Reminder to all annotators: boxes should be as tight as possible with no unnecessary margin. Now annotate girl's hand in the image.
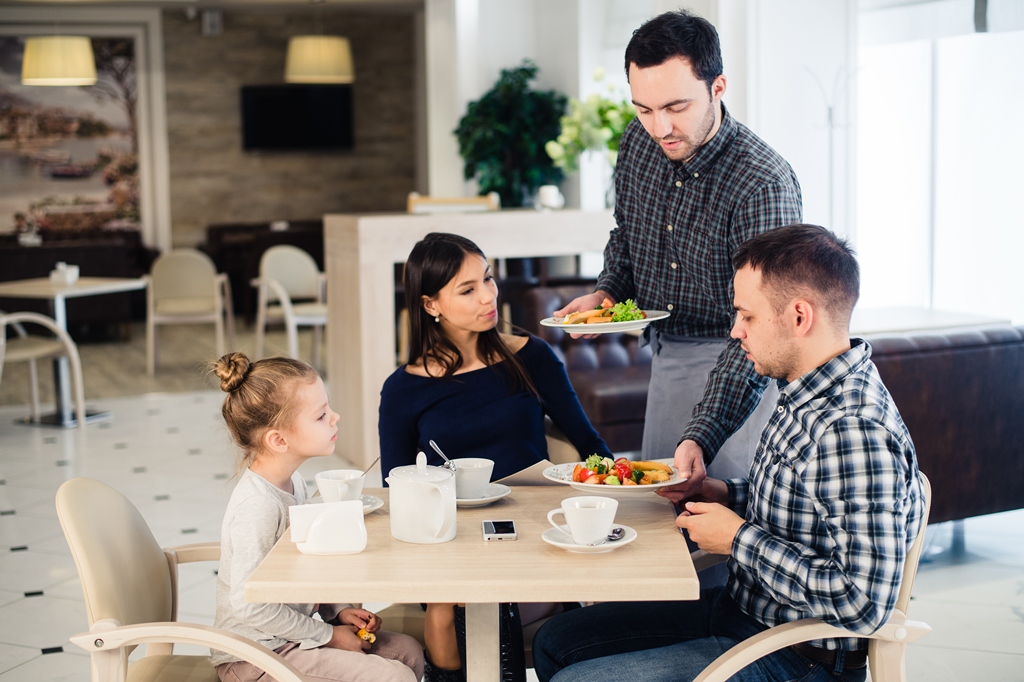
[327,625,370,652]
[338,607,382,633]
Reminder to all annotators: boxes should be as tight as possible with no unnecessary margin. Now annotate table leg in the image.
[465,602,501,681]
[51,294,74,427]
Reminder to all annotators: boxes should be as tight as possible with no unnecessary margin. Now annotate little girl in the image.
[210,352,424,682]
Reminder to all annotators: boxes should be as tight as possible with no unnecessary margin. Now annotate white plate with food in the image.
[361,495,384,514]
[542,458,685,493]
[540,311,669,334]
[456,483,512,508]
[542,524,637,554]
[539,297,669,334]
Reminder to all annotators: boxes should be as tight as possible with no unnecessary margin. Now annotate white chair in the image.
[146,249,235,376]
[0,310,86,427]
[252,245,327,366]
[693,474,932,682]
[56,477,308,682]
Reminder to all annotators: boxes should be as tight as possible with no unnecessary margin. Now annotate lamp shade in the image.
[285,35,354,84]
[21,36,98,86]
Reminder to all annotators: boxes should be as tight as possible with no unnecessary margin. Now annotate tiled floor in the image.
[1,390,1022,681]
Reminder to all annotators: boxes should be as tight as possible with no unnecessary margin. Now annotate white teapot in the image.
[386,451,457,544]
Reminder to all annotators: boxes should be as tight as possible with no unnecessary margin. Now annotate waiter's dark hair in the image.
[733,224,860,329]
[624,9,723,93]
[403,232,533,393]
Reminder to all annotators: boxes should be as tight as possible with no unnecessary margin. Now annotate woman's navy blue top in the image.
[379,335,611,482]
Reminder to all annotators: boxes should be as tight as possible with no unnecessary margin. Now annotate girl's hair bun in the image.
[214,352,251,392]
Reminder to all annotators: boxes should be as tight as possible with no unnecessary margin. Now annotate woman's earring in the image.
[434,315,440,323]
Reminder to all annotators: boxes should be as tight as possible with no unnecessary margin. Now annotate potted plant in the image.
[545,68,636,173]
[455,61,567,208]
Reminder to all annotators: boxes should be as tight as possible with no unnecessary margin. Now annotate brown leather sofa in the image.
[519,286,652,453]
[869,325,1024,524]
[523,285,1024,524]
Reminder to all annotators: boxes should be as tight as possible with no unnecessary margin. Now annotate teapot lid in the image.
[388,451,453,483]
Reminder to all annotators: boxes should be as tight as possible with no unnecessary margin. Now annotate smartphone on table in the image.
[482,519,517,541]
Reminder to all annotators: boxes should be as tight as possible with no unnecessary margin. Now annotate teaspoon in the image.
[428,440,458,472]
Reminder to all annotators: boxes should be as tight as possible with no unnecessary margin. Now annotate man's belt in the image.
[791,642,867,670]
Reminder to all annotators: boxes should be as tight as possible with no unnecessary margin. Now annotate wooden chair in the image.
[56,478,308,682]
[692,474,932,682]
[0,310,86,427]
[146,249,235,376]
[252,245,327,367]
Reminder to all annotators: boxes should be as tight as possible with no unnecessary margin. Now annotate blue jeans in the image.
[533,589,867,682]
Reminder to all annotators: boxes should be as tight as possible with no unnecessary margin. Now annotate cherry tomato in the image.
[614,458,632,482]
[578,467,594,482]
[583,473,607,485]
[572,464,585,483]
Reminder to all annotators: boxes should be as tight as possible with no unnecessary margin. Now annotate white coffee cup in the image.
[315,469,365,502]
[451,457,494,499]
[547,496,618,546]
[536,185,565,210]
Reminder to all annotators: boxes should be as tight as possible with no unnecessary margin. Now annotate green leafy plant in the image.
[545,68,637,173]
[455,61,567,208]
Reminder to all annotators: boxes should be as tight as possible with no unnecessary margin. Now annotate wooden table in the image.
[246,485,700,681]
[0,276,147,426]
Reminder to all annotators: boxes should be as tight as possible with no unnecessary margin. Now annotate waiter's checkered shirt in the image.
[596,106,803,459]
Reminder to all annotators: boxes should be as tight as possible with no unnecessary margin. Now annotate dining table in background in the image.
[0,276,148,427]
[246,485,700,682]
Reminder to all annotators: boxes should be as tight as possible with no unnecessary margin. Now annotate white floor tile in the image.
[0,592,21,610]
[906,644,1024,682]
[0,651,89,682]
[43,577,84,602]
[0,514,63,548]
[908,599,1024,656]
[0,595,89,650]
[0,550,78,592]
[0,642,42,677]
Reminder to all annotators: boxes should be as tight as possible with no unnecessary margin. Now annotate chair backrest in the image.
[406,191,501,214]
[56,479,174,635]
[151,249,218,301]
[894,473,931,615]
[260,245,321,299]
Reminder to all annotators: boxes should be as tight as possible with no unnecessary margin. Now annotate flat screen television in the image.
[240,84,353,151]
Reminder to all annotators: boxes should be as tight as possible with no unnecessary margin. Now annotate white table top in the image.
[851,306,1011,337]
[246,486,700,605]
[0,276,147,300]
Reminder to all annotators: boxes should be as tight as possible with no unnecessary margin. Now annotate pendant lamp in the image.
[284,35,354,84]
[21,36,98,86]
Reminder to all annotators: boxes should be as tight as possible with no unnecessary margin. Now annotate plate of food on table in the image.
[539,298,670,334]
[543,456,685,493]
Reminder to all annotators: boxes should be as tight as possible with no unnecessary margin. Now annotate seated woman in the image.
[379,232,612,681]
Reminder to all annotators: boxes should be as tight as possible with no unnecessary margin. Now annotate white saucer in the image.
[456,483,512,508]
[541,524,637,553]
[361,495,384,514]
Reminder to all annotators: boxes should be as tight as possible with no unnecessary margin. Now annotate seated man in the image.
[533,224,926,682]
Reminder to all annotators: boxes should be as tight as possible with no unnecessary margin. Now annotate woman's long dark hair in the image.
[404,232,534,393]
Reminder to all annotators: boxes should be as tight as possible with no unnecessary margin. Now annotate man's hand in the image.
[337,607,381,633]
[675,501,744,555]
[655,439,708,503]
[553,290,614,340]
[327,625,371,652]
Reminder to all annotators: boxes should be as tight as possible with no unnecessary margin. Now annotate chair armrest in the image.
[692,610,931,682]
[166,542,220,564]
[70,619,309,682]
[264,279,296,319]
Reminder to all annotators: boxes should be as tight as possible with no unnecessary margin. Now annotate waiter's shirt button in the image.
[777,406,784,414]
[670,263,678,269]
[667,304,674,311]
[675,181,682,187]
[667,225,673,232]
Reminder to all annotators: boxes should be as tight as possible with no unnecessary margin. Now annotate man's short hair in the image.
[624,10,723,93]
[732,224,860,328]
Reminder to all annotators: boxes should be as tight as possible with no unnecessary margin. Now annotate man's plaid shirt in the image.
[725,340,925,651]
[596,106,803,460]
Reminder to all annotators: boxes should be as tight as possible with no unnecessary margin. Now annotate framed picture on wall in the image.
[0,8,170,250]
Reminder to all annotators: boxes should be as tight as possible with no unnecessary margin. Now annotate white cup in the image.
[315,469,365,502]
[547,496,618,546]
[537,185,565,210]
[451,457,494,499]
